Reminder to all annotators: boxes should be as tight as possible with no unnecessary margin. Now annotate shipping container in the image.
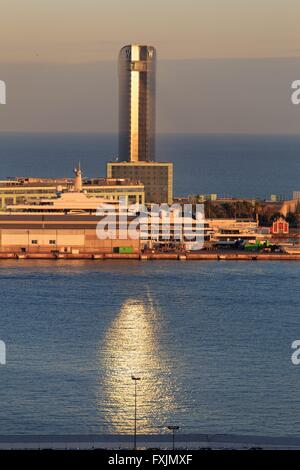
[113,246,134,254]
[119,246,134,254]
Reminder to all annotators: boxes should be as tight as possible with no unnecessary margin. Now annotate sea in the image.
[0,133,299,437]
[0,133,299,198]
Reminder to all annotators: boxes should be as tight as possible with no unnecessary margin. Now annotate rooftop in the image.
[0,177,143,188]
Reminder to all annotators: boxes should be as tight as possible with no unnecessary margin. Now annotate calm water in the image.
[0,133,299,198]
[0,260,299,436]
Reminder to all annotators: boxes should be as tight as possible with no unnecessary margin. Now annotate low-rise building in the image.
[0,166,140,254]
[293,191,300,201]
[0,175,145,209]
[271,216,289,235]
[207,218,261,242]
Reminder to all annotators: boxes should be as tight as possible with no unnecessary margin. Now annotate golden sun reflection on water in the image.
[97,293,177,434]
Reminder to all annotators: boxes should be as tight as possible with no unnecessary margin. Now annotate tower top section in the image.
[118,45,156,163]
[119,44,156,60]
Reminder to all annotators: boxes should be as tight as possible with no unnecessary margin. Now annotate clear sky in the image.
[1,0,299,63]
[0,0,300,133]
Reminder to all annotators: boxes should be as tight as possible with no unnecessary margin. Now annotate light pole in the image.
[167,425,180,451]
[132,375,141,450]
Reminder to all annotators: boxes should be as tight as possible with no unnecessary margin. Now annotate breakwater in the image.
[0,252,299,261]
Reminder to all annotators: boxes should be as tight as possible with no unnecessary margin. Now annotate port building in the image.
[0,166,141,255]
[0,175,145,209]
[0,165,210,255]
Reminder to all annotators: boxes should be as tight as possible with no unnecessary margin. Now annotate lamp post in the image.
[132,375,141,450]
[167,425,180,451]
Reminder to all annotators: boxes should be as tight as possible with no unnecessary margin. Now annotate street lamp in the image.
[132,375,141,450]
[167,425,180,451]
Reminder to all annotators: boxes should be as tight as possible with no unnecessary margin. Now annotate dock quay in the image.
[1,433,300,450]
[0,252,299,261]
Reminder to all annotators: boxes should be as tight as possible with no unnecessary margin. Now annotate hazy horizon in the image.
[1,1,300,134]
[1,57,300,134]
[1,131,300,136]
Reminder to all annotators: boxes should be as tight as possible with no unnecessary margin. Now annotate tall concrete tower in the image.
[118,44,156,162]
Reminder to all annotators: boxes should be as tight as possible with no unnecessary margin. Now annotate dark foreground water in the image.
[0,260,299,437]
[0,133,299,198]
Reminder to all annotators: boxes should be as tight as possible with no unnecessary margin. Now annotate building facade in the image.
[271,216,289,235]
[0,173,141,254]
[293,191,300,200]
[107,161,173,205]
[0,220,140,255]
[0,176,145,209]
[207,218,260,242]
[119,44,156,162]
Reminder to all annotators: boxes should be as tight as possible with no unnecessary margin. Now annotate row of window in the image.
[31,240,56,245]
[87,189,143,193]
[113,171,168,176]
[0,190,55,194]
[0,195,143,206]
[0,188,143,196]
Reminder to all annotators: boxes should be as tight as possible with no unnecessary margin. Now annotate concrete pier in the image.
[1,433,300,450]
[0,252,299,261]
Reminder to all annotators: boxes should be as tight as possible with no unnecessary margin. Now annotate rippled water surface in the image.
[0,260,299,436]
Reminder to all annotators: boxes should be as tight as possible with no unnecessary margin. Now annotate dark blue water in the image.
[0,133,299,198]
[0,260,299,436]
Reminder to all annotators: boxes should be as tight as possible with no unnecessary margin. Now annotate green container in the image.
[244,244,258,251]
[118,246,134,254]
